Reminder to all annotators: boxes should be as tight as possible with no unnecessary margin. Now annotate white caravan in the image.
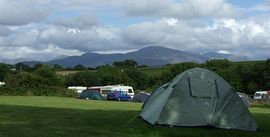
[0,82,5,86]
[88,85,135,98]
[68,86,87,94]
[254,91,270,100]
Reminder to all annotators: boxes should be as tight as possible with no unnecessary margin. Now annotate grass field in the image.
[140,67,170,76]
[0,96,269,137]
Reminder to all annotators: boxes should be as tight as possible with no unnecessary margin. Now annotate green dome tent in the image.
[79,90,104,100]
[140,68,258,131]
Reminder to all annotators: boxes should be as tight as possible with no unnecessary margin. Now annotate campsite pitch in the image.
[0,96,269,137]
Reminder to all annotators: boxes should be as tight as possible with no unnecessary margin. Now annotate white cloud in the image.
[0,25,11,36]
[218,50,230,54]
[166,18,178,26]
[1,15,270,60]
[251,1,270,12]
[0,0,269,61]
[123,0,238,18]
[0,0,239,27]
[38,25,127,52]
[94,49,137,54]
[0,46,83,61]
[51,13,99,29]
[0,0,48,26]
[67,28,81,34]
[122,21,166,46]
[121,17,270,58]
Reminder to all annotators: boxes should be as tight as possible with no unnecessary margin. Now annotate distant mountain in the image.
[48,53,122,67]
[53,55,69,60]
[46,46,210,67]
[21,61,43,67]
[202,52,248,61]
[124,46,209,66]
[0,58,32,64]
[20,46,250,67]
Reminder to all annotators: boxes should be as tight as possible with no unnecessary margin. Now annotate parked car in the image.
[79,89,104,100]
[107,91,131,101]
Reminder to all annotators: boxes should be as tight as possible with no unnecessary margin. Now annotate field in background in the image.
[139,66,170,76]
[55,66,170,77]
[56,70,81,76]
[55,60,266,76]
[0,96,269,137]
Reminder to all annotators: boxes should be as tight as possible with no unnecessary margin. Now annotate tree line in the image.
[0,59,269,96]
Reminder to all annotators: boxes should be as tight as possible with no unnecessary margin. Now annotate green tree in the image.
[0,63,12,81]
[4,72,74,96]
[263,59,270,89]
[87,67,95,70]
[15,63,31,71]
[97,66,131,85]
[247,81,258,94]
[136,65,148,68]
[205,59,232,71]
[170,62,199,78]
[53,64,63,71]
[204,60,242,91]
[4,72,43,88]
[113,60,138,68]
[253,61,266,90]
[66,71,100,87]
[235,64,255,93]
[96,64,110,69]
[34,65,63,86]
[33,63,46,71]
[124,68,149,90]
[73,64,86,70]
[125,60,137,68]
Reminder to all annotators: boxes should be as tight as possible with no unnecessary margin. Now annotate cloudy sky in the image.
[0,0,270,61]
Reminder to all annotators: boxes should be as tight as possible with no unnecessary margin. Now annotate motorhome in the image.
[88,85,135,98]
[253,91,270,100]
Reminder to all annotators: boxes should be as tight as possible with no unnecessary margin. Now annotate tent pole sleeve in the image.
[188,78,192,97]
[214,80,219,98]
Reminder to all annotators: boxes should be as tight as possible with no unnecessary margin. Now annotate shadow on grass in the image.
[0,105,268,137]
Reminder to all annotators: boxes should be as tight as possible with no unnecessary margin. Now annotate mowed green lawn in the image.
[0,96,269,137]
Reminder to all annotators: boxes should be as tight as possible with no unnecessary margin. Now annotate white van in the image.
[254,91,269,100]
[88,85,135,98]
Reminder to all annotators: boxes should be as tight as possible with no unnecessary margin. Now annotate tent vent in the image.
[163,84,170,89]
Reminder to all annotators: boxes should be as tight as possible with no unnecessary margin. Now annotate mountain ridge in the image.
[47,46,209,67]
[15,46,248,67]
